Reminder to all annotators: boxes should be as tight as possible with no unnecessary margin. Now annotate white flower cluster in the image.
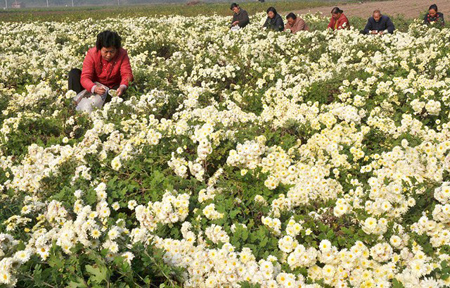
[202,204,224,220]
[333,198,351,217]
[434,182,450,204]
[168,153,189,178]
[362,217,388,235]
[135,191,189,231]
[0,185,136,286]
[261,216,282,235]
[227,137,266,169]
[192,123,214,160]
[205,224,230,244]
[425,99,441,115]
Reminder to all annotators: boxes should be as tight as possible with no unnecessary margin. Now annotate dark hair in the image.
[429,4,438,12]
[286,12,297,20]
[373,9,381,16]
[331,7,343,14]
[266,7,277,15]
[96,30,122,51]
[230,3,239,10]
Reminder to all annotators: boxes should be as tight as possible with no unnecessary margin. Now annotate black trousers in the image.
[68,68,83,94]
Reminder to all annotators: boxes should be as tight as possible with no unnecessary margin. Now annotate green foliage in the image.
[15,244,184,287]
[239,282,262,288]
[392,279,405,288]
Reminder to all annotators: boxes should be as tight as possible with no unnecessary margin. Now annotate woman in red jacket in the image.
[68,30,133,111]
[327,7,350,30]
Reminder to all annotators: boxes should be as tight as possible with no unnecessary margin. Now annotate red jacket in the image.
[327,14,350,30]
[80,47,133,92]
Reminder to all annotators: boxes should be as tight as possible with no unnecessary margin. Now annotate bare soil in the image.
[295,0,450,19]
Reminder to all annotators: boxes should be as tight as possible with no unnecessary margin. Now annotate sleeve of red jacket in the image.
[120,51,133,87]
[327,18,334,29]
[80,50,96,92]
[339,18,350,29]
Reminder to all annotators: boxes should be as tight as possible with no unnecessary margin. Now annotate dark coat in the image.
[424,12,445,26]
[232,9,250,28]
[363,15,395,34]
[263,14,284,31]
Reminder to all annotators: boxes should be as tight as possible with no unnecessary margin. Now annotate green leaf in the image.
[260,237,268,248]
[392,279,405,288]
[33,264,43,286]
[242,229,249,241]
[16,241,26,251]
[239,281,261,288]
[48,253,64,270]
[85,264,108,284]
[68,278,88,288]
[229,209,239,219]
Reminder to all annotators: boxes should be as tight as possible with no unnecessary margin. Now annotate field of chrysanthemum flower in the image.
[1,4,450,288]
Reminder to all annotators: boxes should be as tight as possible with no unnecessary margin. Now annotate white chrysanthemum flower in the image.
[111,157,122,171]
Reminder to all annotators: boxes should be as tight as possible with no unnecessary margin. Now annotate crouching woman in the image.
[68,30,133,113]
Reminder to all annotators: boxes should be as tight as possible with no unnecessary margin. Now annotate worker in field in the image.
[362,10,395,35]
[263,7,284,31]
[424,4,445,26]
[284,13,309,34]
[68,30,133,113]
[230,3,250,29]
[327,7,350,30]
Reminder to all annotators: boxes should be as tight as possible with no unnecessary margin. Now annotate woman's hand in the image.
[117,85,127,97]
[94,85,106,95]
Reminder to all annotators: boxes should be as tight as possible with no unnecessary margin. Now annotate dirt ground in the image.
[295,0,450,19]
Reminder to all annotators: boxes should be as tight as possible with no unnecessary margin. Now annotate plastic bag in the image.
[73,83,108,114]
[73,89,89,105]
[76,93,107,113]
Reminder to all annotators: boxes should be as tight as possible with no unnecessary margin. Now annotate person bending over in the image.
[284,13,309,34]
[68,30,133,112]
[230,3,250,29]
[263,7,284,32]
[363,10,395,35]
[327,7,350,30]
[424,4,445,27]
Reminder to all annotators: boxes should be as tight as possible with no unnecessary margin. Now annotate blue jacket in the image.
[363,15,395,34]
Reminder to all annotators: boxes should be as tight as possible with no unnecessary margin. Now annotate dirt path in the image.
[294,0,450,19]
